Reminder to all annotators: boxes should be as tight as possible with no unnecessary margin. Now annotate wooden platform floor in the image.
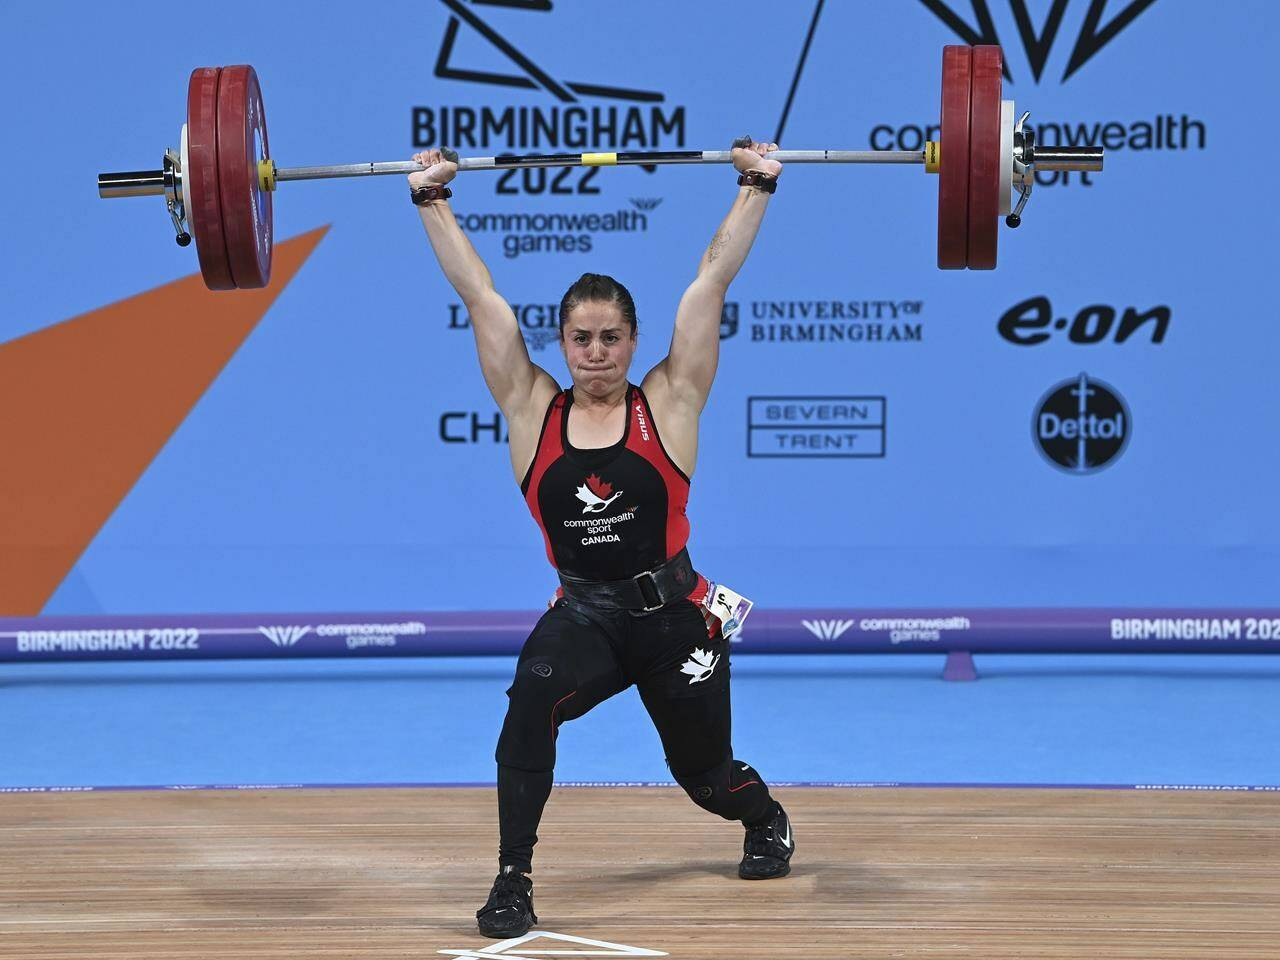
[2,786,1277,959]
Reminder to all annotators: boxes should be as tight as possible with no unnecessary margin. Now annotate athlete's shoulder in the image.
[536,384,568,436]
[630,381,655,410]
[629,381,694,481]
[524,378,565,422]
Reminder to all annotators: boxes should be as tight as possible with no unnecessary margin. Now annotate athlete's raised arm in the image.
[644,138,782,416]
[410,150,558,424]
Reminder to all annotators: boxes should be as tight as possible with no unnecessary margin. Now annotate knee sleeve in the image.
[672,755,772,824]
[495,654,578,772]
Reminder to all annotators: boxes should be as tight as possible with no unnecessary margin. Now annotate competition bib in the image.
[701,581,754,639]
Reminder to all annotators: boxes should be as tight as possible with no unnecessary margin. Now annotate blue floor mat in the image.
[2,654,1278,789]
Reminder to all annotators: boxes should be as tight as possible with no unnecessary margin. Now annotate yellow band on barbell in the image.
[258,159,277,192]
[581,152,618,166]
[925,141,941,174]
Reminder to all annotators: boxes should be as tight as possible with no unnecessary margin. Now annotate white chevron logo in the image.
[258,625,311,647]
[801,618,855,641]
[439,929,668,957]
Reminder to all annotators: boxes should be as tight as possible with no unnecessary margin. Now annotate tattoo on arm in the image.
[706,228,731,264]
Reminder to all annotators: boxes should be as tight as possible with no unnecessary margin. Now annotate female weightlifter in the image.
[409,138,793,939]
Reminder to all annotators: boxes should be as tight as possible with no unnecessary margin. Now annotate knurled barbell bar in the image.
[97,46,1102,290]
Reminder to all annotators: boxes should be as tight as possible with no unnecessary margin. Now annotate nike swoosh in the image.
[780,821,792,849]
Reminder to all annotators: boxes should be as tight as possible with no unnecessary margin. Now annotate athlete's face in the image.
[561,302,636,397]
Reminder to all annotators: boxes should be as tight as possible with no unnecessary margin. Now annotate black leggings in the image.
[494,596,775,872]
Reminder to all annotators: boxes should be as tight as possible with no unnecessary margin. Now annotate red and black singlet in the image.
[520,384,691,581]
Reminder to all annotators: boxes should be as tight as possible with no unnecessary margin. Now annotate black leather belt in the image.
[558,548,697,613]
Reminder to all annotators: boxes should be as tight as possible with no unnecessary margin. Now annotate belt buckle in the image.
[633,568,664,612]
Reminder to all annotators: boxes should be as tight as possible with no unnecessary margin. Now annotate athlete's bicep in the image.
[467,288,549,416]
[662,277,724,411]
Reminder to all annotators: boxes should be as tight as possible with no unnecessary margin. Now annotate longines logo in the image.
[448,301,560,351]
[917,0,1160,83]
[416,0,687,197]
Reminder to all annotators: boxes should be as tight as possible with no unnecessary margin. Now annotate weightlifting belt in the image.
[558,548,697,613]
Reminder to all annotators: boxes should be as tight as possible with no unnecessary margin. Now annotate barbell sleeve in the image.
[98,170,168,199]
[1032,146,1103,172]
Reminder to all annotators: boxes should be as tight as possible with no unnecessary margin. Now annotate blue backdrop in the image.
[2,0,1275,615]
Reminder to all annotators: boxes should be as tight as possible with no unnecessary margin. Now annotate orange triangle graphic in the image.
[0,226,329,615]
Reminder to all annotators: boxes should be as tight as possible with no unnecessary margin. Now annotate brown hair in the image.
[558,273,637,339]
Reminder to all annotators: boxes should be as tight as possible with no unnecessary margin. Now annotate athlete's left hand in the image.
[731,137,782,177]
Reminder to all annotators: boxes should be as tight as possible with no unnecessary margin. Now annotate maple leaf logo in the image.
[679,647,720,684]
[574,473,624,514]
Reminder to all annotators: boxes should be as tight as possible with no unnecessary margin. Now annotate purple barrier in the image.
[3,782,1279,794]
[3,610,1280,666]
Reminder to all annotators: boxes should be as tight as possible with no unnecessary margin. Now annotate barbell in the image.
[97,46,1103,290]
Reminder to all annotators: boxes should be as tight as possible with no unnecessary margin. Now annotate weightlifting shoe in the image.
[738,801,794,880]
[476,865,538,938]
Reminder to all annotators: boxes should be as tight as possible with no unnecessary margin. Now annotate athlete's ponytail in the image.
[558,273,638,339]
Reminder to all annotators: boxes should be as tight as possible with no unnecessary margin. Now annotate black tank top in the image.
[520,384,691,580]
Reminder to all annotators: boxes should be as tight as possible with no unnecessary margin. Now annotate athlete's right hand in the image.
[409,148,458,188]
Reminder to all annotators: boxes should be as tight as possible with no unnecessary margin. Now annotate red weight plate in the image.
[216,64,273,288]
[937,46,972,270]
[967,45,1003,270]
[186,67,234,290]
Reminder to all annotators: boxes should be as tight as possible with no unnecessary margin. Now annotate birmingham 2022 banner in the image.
[0,0,1274,617]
